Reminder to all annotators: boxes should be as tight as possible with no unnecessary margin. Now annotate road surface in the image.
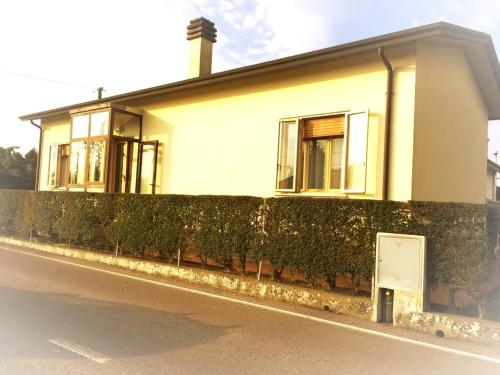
[0,244,499,374]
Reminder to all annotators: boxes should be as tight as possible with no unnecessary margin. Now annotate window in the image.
[72,114,89,138]
[69,141,87,185]
[47,145,59,187]
[90,111,108,136]
[47,144,69,188]
[58,145,70,187]
[69,111,109,187]
[276,120,299,191]
[138,141,159,194]
[302,115,345,191]
[113,111,140,138]
[344,112,368,192]
[275,111,368,194]
[88,141,105,183]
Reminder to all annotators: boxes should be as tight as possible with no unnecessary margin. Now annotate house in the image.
[487,159,500,201]
[20,19,500,204]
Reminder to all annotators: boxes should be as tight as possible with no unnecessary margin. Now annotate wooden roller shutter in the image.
[303,115,344,139]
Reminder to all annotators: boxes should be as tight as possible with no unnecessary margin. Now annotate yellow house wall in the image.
[138,50,417,198]
[412,43,488,203]
[39,115,71,191]
[388,51,416,201]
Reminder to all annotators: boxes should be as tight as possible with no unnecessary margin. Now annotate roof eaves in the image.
[19,22,499,121]
[488,159,500,171]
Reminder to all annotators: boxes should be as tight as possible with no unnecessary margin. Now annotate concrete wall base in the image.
[396,311,500,344]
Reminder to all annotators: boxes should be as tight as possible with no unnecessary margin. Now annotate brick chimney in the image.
[186,17,217,78]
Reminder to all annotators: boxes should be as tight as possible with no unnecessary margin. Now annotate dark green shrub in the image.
[108,194,155,256]
[0,189,492,308]
[54,193,98,246]
[194,196,260,273]
[149,195,193,261]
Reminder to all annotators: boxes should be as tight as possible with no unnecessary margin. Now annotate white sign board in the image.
[375,233,426,292]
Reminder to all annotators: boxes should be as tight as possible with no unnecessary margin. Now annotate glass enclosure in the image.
[67,106,158,194]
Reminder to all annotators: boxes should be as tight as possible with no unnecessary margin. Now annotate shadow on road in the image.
[0,285,231,360]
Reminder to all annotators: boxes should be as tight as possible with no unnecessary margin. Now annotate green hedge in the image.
[0,190,492,299]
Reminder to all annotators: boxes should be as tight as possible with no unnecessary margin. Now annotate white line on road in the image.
[3,245,500,366]
[48,337,110,363]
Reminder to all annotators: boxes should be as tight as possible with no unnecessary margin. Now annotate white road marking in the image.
[48,337,109,363]
[2,245,500,366]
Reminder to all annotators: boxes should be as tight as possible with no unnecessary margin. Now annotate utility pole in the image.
[97,87,104,100]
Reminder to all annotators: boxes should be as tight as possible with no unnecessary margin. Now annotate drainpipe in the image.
[378,47,393,201]
[29,119,42,191]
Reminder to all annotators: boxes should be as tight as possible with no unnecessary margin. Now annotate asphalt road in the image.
[0,245,500,375]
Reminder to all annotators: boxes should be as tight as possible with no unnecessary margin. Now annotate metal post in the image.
[177,248,181,268]
[257,261,263,281]
[115,242,119,257]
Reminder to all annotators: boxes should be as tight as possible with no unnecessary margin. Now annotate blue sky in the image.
[0,0,499,159]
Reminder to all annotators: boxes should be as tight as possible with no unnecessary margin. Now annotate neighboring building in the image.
[487,159,500,201]
[20,20,500,204]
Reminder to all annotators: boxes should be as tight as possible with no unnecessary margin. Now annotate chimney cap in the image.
[187,17,217,43]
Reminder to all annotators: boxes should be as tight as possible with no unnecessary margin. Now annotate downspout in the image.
[378,47,393,201]
[29,120,42,191]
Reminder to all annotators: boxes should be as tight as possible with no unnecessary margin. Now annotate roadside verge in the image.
[1,234,499,345]
[0,235,372,320]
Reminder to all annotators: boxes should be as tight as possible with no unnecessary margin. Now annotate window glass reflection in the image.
[90,112,108,137]
[69,141,87,185]
[277,121,297,190]
[72,115,89,139]
[113,112,140,139]
[88,141,105,183]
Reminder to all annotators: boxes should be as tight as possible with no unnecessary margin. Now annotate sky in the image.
[0,0,500,161]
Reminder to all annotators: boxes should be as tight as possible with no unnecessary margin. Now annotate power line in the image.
[0,68,97,90]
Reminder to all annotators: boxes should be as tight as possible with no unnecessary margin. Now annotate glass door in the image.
[137,141,159,194]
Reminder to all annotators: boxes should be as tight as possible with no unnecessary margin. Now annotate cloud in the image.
[3,0,500,153]
[205,0,345,70]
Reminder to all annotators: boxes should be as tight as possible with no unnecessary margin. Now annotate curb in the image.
[0,235,372,320]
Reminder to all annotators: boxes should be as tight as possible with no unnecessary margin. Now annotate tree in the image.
[0,147,37,190]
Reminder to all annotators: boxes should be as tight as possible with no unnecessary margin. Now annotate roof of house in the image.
[488,158,500,172]
[19,21,500,121]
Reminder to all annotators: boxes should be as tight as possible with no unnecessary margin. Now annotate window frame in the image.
[107,108,143,193]
[47,144,59,188]
[87,138,107,186]
[275,110,369,195]
[47,144,70,188]
[137,140,159,194]
[342,110,369,194]
[68,110,111,190]
[275,119,300,192]
[302,135,345,193]
[57,144,70,188]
